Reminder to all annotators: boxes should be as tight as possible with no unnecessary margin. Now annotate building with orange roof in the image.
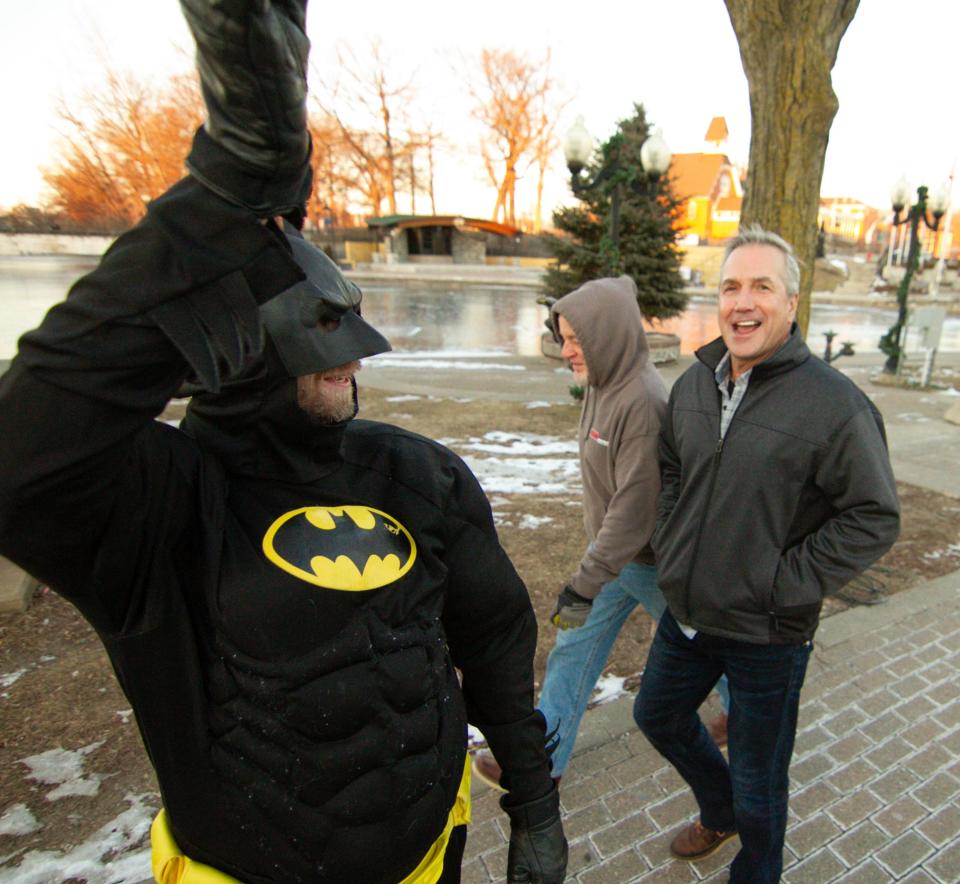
[668,154,743,245]
[664,117,744,245]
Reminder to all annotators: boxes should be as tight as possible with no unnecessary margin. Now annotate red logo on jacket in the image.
[589,428,609,447]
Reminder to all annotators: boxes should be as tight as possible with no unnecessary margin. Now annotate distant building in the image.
[817,197,882,250]
[665,117,744,245]
[366,215,522,264]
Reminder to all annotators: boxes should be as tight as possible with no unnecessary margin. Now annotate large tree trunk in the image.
[725,0,858,335]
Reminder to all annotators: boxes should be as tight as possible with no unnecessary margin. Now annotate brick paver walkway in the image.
[464,570,960,883]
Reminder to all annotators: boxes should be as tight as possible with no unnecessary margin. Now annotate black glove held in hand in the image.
[180,0,312,214]
[551,584,592,630]
[502,787,568,883]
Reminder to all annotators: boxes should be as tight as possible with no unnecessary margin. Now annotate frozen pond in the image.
[2,255,959,361]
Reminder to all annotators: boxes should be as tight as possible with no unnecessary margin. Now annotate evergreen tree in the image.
[542,104,688,321]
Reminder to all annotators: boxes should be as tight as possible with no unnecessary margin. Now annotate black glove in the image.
[551,584,592,630]
[502,787,568,884]
[180,0,312,215]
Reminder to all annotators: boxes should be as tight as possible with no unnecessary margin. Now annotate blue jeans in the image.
[634,610,812,883]
[538,563,730,777]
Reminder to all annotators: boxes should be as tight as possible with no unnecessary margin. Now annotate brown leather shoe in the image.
[670,820,737,860]
[471,752,506,791]
[707,712,728,748]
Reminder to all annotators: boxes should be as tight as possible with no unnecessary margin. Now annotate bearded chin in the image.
[297,384,357,425]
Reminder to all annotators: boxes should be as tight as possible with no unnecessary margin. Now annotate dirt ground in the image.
[2,388,959,875]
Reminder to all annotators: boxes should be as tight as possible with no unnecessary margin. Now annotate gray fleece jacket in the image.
[552,276,668,600]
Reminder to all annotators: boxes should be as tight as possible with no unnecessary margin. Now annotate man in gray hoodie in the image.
[474,276,728,787]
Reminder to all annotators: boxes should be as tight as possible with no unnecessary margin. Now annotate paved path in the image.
[365,350,960,882]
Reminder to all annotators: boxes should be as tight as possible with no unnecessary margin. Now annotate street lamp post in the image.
[562,116,672,273]
[879,179,949,374]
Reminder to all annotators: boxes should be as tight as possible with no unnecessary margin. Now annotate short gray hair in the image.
[721,224,801,295]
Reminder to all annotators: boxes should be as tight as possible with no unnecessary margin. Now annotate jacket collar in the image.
[695,323,809,379]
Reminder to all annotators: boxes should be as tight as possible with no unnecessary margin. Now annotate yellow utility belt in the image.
[151,757,472,884]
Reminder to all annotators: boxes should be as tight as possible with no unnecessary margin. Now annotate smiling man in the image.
[633,226,900,882]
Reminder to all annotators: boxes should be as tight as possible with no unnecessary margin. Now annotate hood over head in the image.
[181,225,391,480]
[551,276,650,389]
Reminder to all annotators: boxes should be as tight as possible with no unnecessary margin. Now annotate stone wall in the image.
[452,230,485,264]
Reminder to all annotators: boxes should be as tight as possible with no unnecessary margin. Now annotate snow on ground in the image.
[460,431,577,457]
[464,456,580,495]
[590,673,630,707]
[448,430,580,497]
[4,742,158,883]
[894,412,930,423]
[0,804,40,837]
[3,793,157,884]
[19,741,107,801]
[924,544,960,562]
[518,514,553,529]
[0,669,27,689]
[369,349,526,372]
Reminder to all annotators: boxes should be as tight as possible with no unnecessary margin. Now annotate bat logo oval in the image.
[262,505,417,591]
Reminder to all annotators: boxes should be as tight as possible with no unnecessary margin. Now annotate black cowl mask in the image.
[181,225,391,481]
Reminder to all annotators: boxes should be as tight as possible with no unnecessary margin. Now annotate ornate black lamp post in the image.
[879,179,950,373]
[562,116,672,273]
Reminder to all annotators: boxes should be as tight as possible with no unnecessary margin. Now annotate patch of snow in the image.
[374,348,511,360]
[116,709,134,724]
[518,514,554,530]
[525,401,553,409]
[384,394,422,402]
[941,387,960,397]
[589,673,629,707]
[460,431,577,456]
[19,741,106,801]
[1,668,28,689]
[462,455,579,495]
[894,412,930,423]
[0,803,41,836]
[369,357,525,372]
[923,544,960,561]
[2,793,157,884]
[467,724,487,750]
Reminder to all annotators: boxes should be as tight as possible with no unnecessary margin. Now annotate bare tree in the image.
[43,68,202,230]
[307,111,354,227]
[315,41,420,217]
[725,0,859,334]
[467,48,557,226]
[530,95,568,233]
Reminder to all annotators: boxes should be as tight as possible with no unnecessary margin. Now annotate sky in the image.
[1,0,958,219]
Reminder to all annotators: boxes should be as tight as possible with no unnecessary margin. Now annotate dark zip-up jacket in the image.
[0,178,551,883]
[652,328,900,645]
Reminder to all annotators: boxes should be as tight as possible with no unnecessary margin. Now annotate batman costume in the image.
[0,3,566,882]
